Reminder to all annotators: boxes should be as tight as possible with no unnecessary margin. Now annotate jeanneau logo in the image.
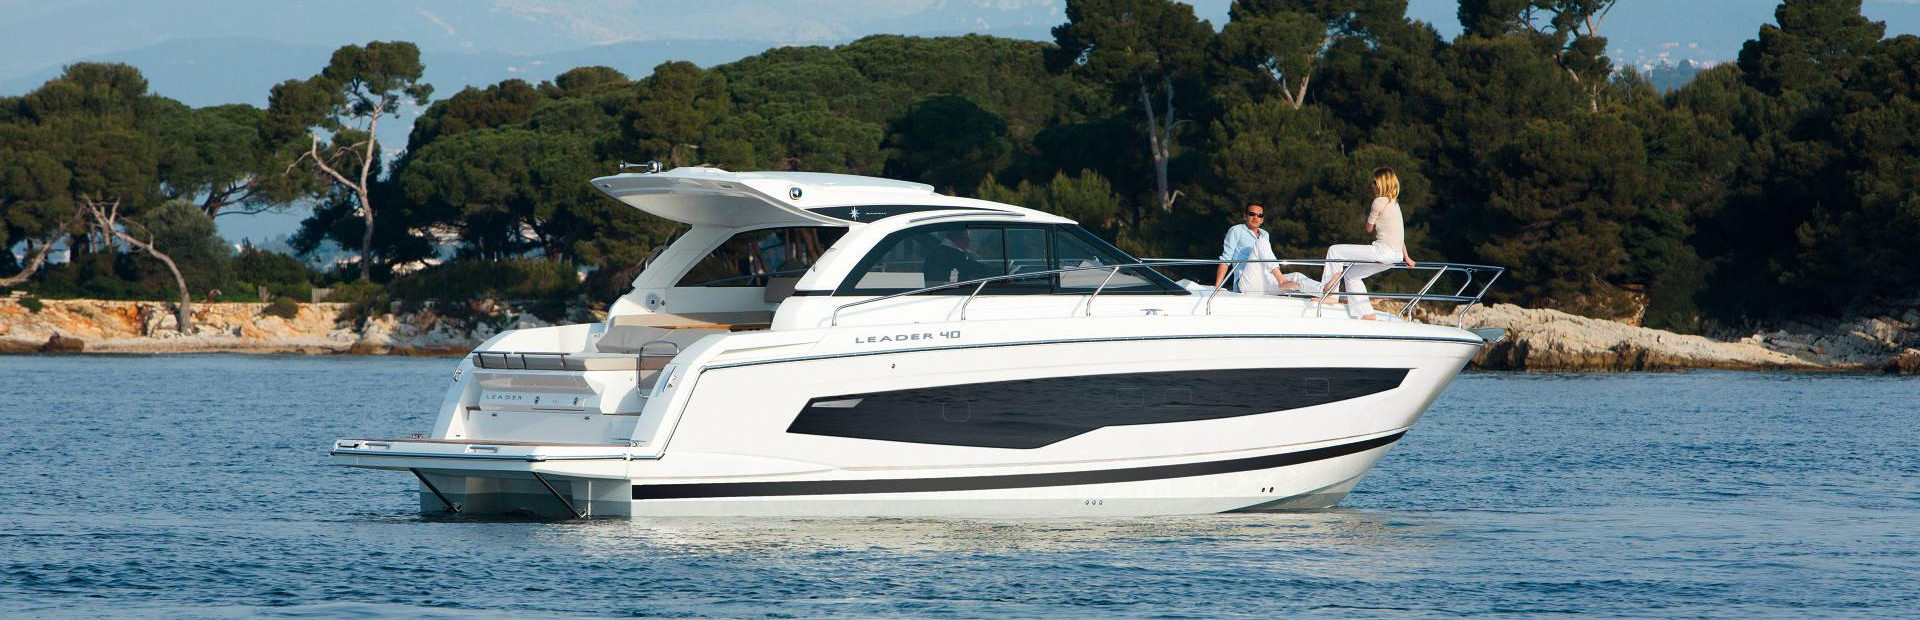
[854,330,960,345]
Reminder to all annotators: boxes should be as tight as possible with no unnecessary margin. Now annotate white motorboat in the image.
[330,166,1505,518]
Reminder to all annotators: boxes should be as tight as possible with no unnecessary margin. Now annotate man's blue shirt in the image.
[1218,225,1270,292]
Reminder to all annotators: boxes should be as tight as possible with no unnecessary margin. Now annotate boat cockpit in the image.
[585,168,1183,333]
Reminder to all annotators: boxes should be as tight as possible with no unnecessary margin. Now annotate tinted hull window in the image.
[787,367,1408,449]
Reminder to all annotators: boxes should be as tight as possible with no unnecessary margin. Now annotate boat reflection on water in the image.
[536,512,1440,571]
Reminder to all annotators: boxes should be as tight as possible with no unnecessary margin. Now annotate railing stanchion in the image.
[959,279,989,321]
[1086,266,1122,317]
[1402,265,1448,319]
[1457,269,1504,327]
[1205,262,1239,316]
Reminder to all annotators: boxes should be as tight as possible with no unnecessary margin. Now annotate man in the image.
[1214,203,1324,295]
[923,229,994,285]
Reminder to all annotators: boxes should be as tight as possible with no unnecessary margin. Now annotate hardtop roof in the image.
[591,167,1056,228]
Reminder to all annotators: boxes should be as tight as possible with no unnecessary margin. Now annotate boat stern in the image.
[330,438,640,518]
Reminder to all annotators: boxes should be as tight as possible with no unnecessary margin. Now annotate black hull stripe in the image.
[632,431,1405,500]
[701,334,1483,371]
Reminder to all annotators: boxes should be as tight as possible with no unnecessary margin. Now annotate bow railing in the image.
[827,258,1503,327]
[1137,258,1504,321]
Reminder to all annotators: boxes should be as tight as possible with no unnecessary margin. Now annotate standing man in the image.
[1213,203,1290,293]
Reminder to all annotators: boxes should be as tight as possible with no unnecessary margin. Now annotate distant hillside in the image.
[0,36,780,109]
[0,0,1065,90]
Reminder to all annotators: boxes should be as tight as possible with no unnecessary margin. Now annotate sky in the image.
[3,0,1917,242]
[7,0,1920,92]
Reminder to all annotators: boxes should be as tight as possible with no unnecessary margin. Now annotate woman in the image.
[1319,166,1417,320]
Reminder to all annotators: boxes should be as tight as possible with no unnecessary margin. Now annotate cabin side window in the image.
[836,223,1005,294]
[676,226,847,287]
[1052,226,1168,293]
[836,223,1183,295]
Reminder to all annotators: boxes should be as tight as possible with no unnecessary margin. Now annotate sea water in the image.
[1,355,1914,618]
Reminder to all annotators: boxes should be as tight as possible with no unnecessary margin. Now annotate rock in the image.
[347,338,391,355]
[1893,350,1920,375]
[40,333,86,353]
[1460,304,1817,372]
[1720,311,1919,370]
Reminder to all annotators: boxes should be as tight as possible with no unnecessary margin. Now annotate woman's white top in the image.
[1368,197,1405,254]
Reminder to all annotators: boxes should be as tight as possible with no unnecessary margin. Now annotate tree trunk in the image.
[1138,82,1174,213]
[356,106,385,282]
[301,116,382,281]
[0,203,81,286]
[145,244,194,335]
[0,239,56,287]
[112,231,193,334]
[1157,76,1180,211]
[357,188,375,281]
[85,199,194,334]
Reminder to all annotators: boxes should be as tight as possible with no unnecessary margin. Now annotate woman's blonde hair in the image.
[1372,166,1400,200]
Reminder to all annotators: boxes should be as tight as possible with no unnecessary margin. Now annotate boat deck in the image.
[339,438,629,448]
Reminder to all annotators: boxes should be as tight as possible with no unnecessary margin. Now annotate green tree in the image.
[976,170,1123,236]
[616,61,732,167]
[276,41,433,281]
[540,66,631,99]
[0,142,78,286]
[408,78,539,146]
[9,64,171,311]
[1470,114,1655,316]
[399,127,604,261]
[1052,0,1213,213]
[1213,0,1422,111]
[757,101,886,173]
[149,101,313,219]
[137,199,231,295]
[1685,0,1900,316]
[884,95,1011,195]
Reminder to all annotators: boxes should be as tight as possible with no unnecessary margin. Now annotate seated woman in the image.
[1319,166,1417,320]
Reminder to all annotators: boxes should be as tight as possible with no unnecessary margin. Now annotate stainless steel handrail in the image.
[827,258,1504,327]
[1085,265,1123,317]
[1138,258,1503,319]
[831,262,1164,326]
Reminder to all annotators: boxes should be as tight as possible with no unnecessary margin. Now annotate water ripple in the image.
[1,356,1916,618]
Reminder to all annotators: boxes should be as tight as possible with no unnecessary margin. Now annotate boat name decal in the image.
[854,330,960,345]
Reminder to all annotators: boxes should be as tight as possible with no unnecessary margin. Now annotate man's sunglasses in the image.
[1245,211,1265,218]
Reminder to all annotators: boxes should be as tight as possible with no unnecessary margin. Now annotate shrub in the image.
[328,280,391,325]
[234,248,317,301]
[234,248,315,285]
[387,260,580,302]
[25,252,169,300]
[19,296,44,313]
[261,296,301,319]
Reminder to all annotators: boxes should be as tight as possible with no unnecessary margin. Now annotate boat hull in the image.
[405,432,1398,518]
[340,320,1483,518]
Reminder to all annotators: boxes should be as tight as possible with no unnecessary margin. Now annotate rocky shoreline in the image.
[2,298,1915,373]
[0,298,540,357]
